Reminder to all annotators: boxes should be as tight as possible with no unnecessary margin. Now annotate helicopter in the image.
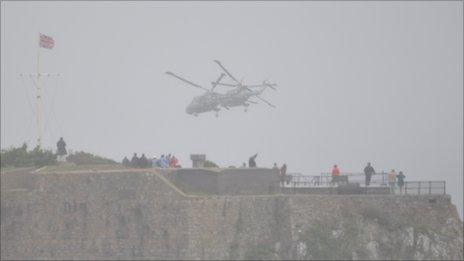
[165,71,226,116]
[166,61,277,116]
[213,60,277,112]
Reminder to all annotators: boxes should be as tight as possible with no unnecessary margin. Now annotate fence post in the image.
[293,176,296,193]
[429,181,431,195]
[418,181,421,195]
[405,182,407,195]
[444,181,446,195]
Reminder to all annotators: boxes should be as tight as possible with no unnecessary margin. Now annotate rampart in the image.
[1,169,463,260]
[170,167,280,195]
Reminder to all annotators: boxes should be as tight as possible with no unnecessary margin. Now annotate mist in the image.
[1,1,462,218]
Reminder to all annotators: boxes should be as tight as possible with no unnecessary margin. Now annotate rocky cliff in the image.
[1,170,462,260]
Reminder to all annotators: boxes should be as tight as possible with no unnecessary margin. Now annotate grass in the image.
[0,166,23,173]
[39,163,124,172]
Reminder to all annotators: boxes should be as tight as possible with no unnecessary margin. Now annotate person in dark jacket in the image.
[56,137,67,155]
[139,154,149,168]
[122,156,130,168]
[248,153,258,168]
[131,153,139,168]
[363,162,375,186]
[397,171,406,194]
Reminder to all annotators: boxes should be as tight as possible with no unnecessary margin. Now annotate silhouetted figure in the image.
[248,153,258,168]
[122,157,130,167]
[140,154,149,168]
[56,137,68,162]
[397,171,406,194]
[131,153,139,168]
[364,162,376,186]
[280,163,288,186]
[272,163,278,170]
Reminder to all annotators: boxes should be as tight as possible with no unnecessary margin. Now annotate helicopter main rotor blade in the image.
[256,95,276,108]
[246,83,277,90]
[215,82,239,87]
[213,60,240,84]
[211,73,226,90]
[166,71,209,91]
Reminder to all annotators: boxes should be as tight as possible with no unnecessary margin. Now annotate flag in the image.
[39,34,54,49]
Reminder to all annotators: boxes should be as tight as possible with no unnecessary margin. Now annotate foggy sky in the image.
[1,1,462,217]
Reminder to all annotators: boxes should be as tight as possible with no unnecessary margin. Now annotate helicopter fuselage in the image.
[219,87,264,108]
[186,93,222,115]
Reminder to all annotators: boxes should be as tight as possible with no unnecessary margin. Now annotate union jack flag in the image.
[39,34,54,49]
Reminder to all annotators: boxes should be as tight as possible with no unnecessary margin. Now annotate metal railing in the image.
[403,181,446,195]
[282,173,446,195]
[285,172,389,187]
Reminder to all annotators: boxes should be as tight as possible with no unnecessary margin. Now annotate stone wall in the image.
[171,168,280,195]
[1,170,462,260]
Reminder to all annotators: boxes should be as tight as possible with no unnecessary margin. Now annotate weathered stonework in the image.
[171,168,280,195]
[1,170,462,260]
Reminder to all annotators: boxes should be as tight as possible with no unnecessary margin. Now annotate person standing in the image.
[248,153,258,168]
[388,169,397,194]
[272,163,278,170]
[397,171,406,194]
[331,164,340,185]
[56,137,67,162]
[151,156,158,168]
[122,156,130,167]
[363,162,376,186]
[280,163,288,186]
[140,154,148,168]
[131,153,139,168]
[159,155,165,168]
[170,155,179,168]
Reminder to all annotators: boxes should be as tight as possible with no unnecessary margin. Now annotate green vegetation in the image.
[40,163,122,172]
[0,143,56,168]
[204,160,219,168]
[66,151,116,165]
[0,143,118,172]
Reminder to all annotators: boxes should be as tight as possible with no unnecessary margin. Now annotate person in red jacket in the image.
[170,155,179,168]
[331,164,340,185]
[331,164,340,176]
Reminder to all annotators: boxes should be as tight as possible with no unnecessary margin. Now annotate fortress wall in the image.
[171,168,280,195]
[1,170,463,260]
[1,171,189,260]
[183,194,463,260]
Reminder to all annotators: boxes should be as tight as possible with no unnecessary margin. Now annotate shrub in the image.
[0,143,56,168]
[66,151,116,165]
[204,160,219,168]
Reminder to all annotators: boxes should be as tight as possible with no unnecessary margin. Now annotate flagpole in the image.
[37,32,42,148]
